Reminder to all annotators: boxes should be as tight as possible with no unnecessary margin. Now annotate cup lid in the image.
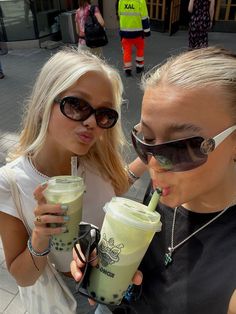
[46,175,85,192]
[104,197,162,232]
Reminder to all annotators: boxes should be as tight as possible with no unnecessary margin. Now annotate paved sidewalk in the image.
[0,29,236,313]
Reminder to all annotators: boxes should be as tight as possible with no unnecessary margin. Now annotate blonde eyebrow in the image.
[141,120,202,135]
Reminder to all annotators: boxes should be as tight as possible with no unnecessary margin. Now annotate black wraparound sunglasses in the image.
[131,124,236,172]
[54,96,119,129]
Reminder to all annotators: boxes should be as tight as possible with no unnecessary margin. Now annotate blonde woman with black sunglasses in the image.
[0,48,146,314]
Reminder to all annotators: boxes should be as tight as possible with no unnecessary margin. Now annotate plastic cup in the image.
[43,176,85,251]
[87,197,162,305]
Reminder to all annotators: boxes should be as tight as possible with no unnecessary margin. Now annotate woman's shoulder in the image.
[0,155,41,220]
[0,155,41,188]
[0,157,28,193]
[0,156,25,175]
[0,157,26,218]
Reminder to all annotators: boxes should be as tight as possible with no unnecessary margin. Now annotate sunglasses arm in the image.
[213,125,236,149]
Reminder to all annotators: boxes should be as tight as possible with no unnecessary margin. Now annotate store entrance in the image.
[168,0,181,35]
[147,0,189,34]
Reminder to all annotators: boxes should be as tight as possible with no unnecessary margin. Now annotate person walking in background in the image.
[188,0,215,49]
[117,0,151,77]
[75,0,105,57]
[0,60,4,79]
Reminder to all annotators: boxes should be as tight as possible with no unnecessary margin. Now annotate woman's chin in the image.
[160,195,180,209]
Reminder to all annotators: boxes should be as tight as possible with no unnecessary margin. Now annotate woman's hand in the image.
[70,244,98,281]
[32,184,69,250]
[70,243,143,304]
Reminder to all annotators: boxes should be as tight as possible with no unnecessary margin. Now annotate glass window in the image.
[0,0,61,42]
[229,5,236,20]
[0,0,37,41]
[34,0,61,37]
[219,6,227,20]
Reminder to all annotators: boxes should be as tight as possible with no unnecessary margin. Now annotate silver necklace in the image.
[28,156,49,179]
[164,204,231,266]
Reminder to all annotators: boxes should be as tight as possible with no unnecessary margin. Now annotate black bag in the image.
[84,5,108,48]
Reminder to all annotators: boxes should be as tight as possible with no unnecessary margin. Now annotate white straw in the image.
[71,156,78,176]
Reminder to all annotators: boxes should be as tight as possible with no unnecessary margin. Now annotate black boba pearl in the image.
[100,297,105,302]
[90,291,96,298]
[113,294,118,299]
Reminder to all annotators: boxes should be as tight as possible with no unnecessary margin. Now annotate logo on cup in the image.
[99,233,124,267]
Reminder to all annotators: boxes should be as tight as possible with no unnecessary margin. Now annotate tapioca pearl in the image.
[113,294,118,299]
[100,297,105,302]
[90,291,96,298]
[109,301,115,305]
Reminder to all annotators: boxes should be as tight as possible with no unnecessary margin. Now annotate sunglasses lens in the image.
[131,132,149,164]
[95,109,118,129]
[131,128,208,171]
[59,97,118,129]
[62,97,91,121]
[153,137,207,171]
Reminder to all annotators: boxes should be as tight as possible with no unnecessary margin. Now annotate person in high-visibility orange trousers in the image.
[122,37,144,74]
[117,0,151,77]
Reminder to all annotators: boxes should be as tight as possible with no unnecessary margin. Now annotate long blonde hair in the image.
[10,48,129,194]
[142,47,236,120]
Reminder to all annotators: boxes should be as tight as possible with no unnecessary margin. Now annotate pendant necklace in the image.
[164,204,231,267]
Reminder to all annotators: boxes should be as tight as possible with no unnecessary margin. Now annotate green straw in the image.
[147,188,162,211]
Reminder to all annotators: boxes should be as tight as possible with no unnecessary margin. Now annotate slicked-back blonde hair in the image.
[142,47,236,120]
[10,48,129,195]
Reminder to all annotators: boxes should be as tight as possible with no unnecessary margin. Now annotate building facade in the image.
[0,0,235,45]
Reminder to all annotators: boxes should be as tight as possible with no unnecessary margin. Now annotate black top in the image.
[113,202,236,314]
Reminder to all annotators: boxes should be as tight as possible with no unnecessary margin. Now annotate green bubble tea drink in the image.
[44,176,85,251]
[87,197,162,305]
